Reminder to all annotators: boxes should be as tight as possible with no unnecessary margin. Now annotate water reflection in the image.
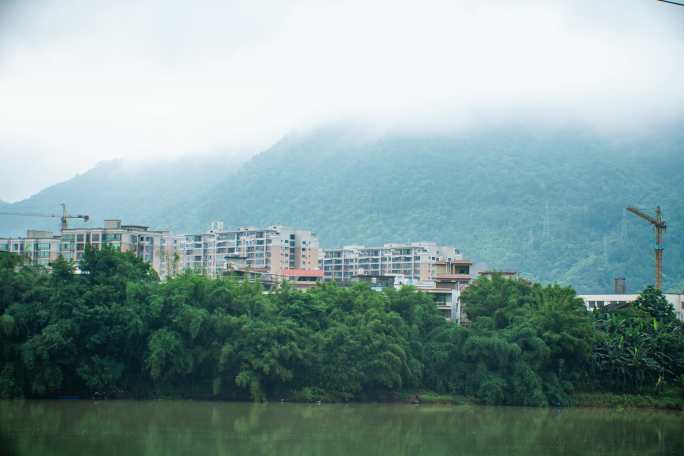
[1,400,682,456]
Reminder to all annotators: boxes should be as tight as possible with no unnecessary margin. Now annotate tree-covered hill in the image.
[1,125,682,293]
[0,156,238,235]
[178,126,684,293]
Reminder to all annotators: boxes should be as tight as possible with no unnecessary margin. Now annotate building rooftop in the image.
[121,225,150,231]
[282,268,324,278]
[434,274,472,280]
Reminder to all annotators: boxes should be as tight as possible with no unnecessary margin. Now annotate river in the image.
[1,400,682,455]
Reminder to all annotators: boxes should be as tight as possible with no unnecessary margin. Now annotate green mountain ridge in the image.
[1,126,683,293]
[0,155,239,234]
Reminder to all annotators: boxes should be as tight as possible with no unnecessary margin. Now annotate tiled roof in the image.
[282,268,324,277]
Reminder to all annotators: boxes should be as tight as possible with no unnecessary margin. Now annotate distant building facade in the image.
[340,242,473,323]
[180,223,320,279]
[321,242,471,283]
[60,219,180,279]
[578,293,684,322]
[352,271,472,323]
[0,230,61,267]
[1,220,179,278]
[281,268,324,290]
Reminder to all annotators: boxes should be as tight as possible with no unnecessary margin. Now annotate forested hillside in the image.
[0,155,238,235]
[179,126,684,293]
[1,126,683,293]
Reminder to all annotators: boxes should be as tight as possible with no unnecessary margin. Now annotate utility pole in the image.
[626,206,667,289]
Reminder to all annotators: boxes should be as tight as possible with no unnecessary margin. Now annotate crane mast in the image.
[626,206,666,290]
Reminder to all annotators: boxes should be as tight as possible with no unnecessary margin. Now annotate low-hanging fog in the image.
[1,0,683,202]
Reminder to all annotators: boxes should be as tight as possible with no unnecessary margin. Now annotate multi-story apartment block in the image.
[0,230,62,267]
[326,242,473,323]
[322,242,471,283]
[180,223,320,279]
[353,271,471,323]
[60,219,180,279]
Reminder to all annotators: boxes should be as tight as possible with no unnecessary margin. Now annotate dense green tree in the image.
[591,288,684,393]
[460,275,598,405]
[1,250,682,404]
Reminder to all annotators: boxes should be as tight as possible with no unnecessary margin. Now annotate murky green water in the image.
[1,400,683,455]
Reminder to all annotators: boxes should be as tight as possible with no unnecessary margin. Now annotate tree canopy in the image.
[1,249,683,404]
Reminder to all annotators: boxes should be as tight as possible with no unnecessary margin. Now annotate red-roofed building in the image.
[282,268,324,290]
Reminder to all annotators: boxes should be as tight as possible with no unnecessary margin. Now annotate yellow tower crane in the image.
[626,206,667,290]
[0,203,89,232]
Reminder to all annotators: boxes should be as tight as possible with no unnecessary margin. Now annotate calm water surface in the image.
[1,400,683,455]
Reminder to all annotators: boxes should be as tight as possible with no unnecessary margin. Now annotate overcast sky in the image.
[1,0,683,202]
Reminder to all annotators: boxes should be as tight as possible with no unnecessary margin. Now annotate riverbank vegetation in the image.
[1,248,683,407]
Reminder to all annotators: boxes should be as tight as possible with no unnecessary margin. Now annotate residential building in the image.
[353,273,410,292]
[421,275,470,323]
[180,223,320,279]
[281,268,324,290]
[0,230,61,267]
[353,272,470,323]
[60,219,180,279]
[322,242,471,283]
[578,293,684,322]
[349,244,473,324]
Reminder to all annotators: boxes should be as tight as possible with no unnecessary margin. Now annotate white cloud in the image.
[1,0,683,201]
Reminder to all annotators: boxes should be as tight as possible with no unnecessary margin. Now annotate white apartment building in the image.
[322,242,471,283]
[60,219,180,279]
[353,272,471,323]
[0,230,62,267]
[180,223,320,278]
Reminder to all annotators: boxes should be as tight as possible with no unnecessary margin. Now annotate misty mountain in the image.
[2,126,683,293]
[0,156,239,235]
